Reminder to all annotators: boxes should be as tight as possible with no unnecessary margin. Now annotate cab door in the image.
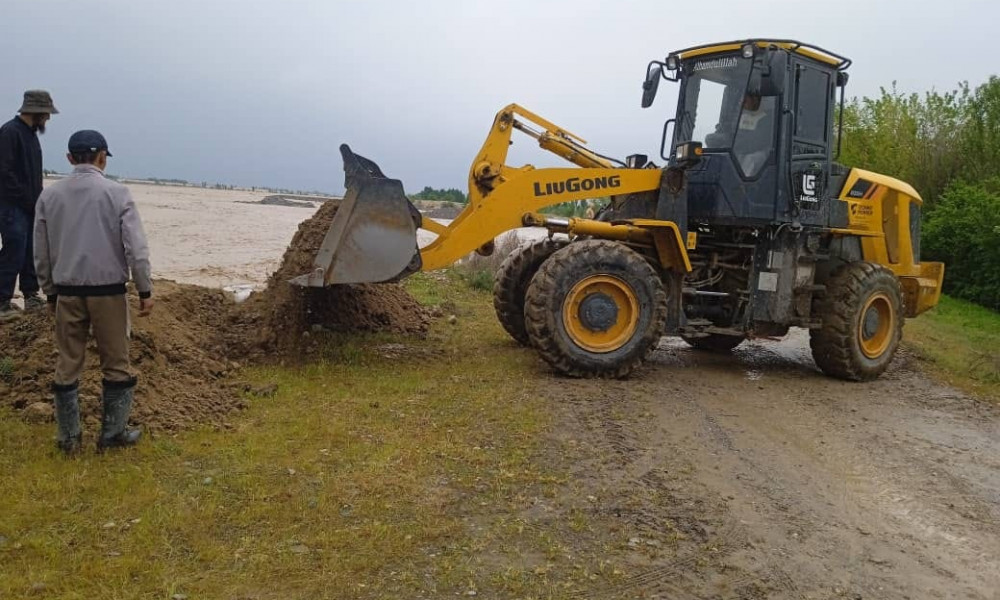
[789,59,835,226]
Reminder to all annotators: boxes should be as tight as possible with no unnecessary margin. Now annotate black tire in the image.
[524,240,667,378]
[493,238,568,346]
[809,262,904,381]
[682,333,745,352]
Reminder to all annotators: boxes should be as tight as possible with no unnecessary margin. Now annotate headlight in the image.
[741,44,755,58]
[666,55,678,71]
[674,141,704,166]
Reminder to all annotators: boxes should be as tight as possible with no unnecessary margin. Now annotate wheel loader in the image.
[294,39,944,381]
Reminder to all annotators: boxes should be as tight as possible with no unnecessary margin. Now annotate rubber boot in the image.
[97,377,142,452]
[23,294,47,311]
[0,301,22,322]
[53,382,83,455]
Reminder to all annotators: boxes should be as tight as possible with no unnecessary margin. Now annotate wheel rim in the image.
[858,292,894,359]
[563,275,639,353]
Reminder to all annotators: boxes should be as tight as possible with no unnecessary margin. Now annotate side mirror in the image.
[751,51,787,97]
[641,63,662,108]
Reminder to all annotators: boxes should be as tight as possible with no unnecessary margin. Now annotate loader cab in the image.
[644,40,851,228]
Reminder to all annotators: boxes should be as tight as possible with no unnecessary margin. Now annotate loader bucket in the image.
[291,144,422,287]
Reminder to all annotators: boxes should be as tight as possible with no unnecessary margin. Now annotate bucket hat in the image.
[18,90,59,114]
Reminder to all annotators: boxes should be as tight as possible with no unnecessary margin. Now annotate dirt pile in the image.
[0,200,430,431]
[232,199,429,357]
[0,282,245,431]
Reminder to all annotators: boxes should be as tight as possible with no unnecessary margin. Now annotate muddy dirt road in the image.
[540,332,999,599]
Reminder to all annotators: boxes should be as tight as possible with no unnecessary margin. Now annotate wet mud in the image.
[533,332,1000,598]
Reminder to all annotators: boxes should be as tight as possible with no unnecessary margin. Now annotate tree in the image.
[411,186,468,204]
[838,83,968,209]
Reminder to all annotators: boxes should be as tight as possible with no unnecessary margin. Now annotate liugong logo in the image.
[533,175,621,197]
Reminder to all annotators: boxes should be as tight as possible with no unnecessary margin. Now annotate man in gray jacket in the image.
[34,130,153,454]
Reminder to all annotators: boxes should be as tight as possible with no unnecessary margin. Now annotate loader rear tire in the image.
[809,262,903,381]
[493,238,568,346]
[524,240,667,378]
[682,333,745,352]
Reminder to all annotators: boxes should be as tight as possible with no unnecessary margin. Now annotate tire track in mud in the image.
[719,360,1000,589]
[648,337,1000,599]
[543,334,999,599]
[671,387,805,600]
[567,519,760,600]
[550,376,802,599]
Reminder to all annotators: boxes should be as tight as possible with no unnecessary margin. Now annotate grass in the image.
[905,294,1000,401]
[0,273,606,599]
[452,232,521,291]
[3,274,996,598]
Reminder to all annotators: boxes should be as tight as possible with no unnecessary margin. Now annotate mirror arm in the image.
[659,118,677,162]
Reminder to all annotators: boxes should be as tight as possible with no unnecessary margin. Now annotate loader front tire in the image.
[524,240,667,378]
[493,238,568,346]
[809,262,903,381]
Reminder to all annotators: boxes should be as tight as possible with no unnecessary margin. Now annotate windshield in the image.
[676,54,753,149]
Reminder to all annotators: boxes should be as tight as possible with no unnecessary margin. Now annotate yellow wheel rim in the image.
[858,292,894,359]
[562,275,639,353]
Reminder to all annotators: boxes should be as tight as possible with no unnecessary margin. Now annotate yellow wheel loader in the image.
[294,39,944,381]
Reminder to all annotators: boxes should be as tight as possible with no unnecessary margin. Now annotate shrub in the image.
[0,357,14,383]
[923,178,1000,310]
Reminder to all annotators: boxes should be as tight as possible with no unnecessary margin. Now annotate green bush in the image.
[838,77,1000,311]
[0,357,14,383]
[923,178,1000,310]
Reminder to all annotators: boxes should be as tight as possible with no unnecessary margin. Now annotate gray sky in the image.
[2,0,995,194]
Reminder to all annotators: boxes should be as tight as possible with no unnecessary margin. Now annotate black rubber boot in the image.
[53,382,83,455]
[0,301,22,322]
[57,433,83,455]
[97,377,142,452]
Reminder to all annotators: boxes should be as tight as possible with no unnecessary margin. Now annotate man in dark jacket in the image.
[0,90,57,321]
[35,130,153,454]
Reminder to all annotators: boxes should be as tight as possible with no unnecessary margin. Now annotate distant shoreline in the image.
[43,172,337,198]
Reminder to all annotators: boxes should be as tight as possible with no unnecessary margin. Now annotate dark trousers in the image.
[0,204,38,302]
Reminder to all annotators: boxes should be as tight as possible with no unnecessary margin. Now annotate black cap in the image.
[68,130,112,157]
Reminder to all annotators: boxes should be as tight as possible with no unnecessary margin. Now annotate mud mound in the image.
[236,195,319,208]
[1,200,430,431]
[0,282,246,432]
[423,203,463,219]
[234,199,429,356]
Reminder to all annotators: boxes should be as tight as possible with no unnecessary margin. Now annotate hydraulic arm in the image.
[295,104,672,286]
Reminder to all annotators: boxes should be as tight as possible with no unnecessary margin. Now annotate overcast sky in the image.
[2,0,995,194]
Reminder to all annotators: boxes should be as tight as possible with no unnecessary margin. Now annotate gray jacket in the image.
[34,164,152,299]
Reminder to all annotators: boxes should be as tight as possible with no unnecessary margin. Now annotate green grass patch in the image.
[906,294,1000,400]
[0,356,13,383]
[451,232,520,292]
[0,273,592,599]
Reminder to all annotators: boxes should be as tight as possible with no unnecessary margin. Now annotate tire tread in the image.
[524,240,667,378]
[809,262,904,381]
